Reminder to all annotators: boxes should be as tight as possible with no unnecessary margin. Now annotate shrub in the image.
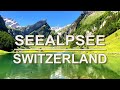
[0,31,16,52]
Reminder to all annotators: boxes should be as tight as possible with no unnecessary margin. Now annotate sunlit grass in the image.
[89,29,120,53]
[0,50,7,55]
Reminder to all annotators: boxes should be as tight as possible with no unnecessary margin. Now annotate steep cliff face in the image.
[28,22,51,37]
[83,11,95,15]
[61,11,114,38]
[0,15,8,32]
[68,11,120,48]
[8,20,51,37]
[21,20,50,35]
[75,11,120,37]
[60,12,86,37]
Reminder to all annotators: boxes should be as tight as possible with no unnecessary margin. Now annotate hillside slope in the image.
[102,30,120,75]
[92,29,120,53]
[105,30,120,52]
[68,11,120,48]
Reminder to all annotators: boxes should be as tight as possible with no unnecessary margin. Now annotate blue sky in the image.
[0,11,81,27]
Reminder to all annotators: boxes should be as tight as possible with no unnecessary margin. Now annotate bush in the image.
[0,31,16,52]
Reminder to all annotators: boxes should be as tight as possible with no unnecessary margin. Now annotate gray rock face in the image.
[83,11,95,15]
[21,20,48,35]
[8,20,51,38]
[61,12,86,37]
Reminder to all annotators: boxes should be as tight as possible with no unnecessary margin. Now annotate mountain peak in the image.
[51,24,71,32]
[3,17,21,29]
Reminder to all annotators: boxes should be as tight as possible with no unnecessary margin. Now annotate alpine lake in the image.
[0,51,120,79]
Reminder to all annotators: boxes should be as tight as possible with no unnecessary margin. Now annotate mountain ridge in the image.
[1,16,52,38]
[3,17,21,29]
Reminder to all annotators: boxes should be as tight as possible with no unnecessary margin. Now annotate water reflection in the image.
[0,53,60,79]
[0,53,120,79]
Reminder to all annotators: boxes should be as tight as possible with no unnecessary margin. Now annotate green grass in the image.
[0,50,7,55]
[15,45,70,53]
[70,29,120,78]
[104,29,120,52]
[90,29,120,53]
[105,55,120,75]
[82,11,106,25]
[86,29,120,76]
[103,29,120,75]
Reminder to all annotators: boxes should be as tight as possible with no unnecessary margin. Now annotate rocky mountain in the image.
[67,11,120,48]
[23,20,51,37]
[75,11,120,36]
[8,19,51,38]
[51,26,63,32]
[60,11,120,38]
[59,11,87,37]
[0,15,8,32]
[51,24,71,33]
[2,11,119,41]
[0,15,52,38]
[83,11,95,15]
[21,20,50,35]
[3,17,21,29]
